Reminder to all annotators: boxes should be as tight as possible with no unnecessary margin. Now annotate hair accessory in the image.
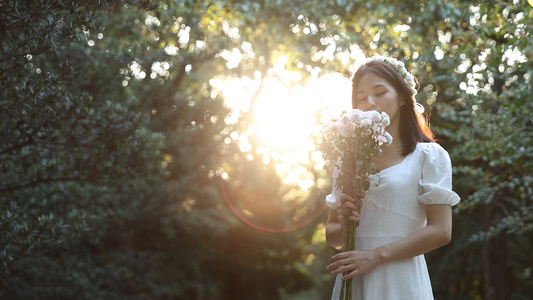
[363,55,425,114]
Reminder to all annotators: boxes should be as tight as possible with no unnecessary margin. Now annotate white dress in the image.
[327,142,460,300]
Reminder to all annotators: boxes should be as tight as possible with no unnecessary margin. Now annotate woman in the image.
[325,56,460,300]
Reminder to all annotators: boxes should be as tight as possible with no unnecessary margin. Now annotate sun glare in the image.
[256,74,351,151]
[211,70,353,232]
[253,77,317,151]
[230,74,351,150]
[213,73,352,190]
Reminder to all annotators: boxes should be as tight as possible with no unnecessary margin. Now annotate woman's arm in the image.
[376,204,452,261]
[325,194,361,248]
[327,204,452,280]
[326,209,345,248]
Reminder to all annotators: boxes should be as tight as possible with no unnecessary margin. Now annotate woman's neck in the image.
[383,118,403,156]
[374,141,404,171]
[381,141,403,157]
[373,121,404,170]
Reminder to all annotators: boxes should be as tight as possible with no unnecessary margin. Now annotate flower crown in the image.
[362,55,424,114]
[365,55,418,96]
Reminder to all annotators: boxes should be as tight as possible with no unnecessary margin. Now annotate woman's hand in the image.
[326,249,382,280]
[326,194,364,248]
[336,194,362,230]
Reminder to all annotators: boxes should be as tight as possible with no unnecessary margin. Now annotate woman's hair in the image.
[351,60,435,156]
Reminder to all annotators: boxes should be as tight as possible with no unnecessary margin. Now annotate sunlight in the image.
[217,72,352,189]
[253,77,317,151]
[244,73,351,151]
[212,67,354,232]
[211,73,351,197]
[207,32,367,233]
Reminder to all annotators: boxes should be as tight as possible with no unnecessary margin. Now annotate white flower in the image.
[360,118,372,127]
[376,134,388,144]
[338,123,351,138]
[381,117,390,127]
[372,124,384,135]
[383,132,393,145]
[370,111,381,123]
[347,109,363,121]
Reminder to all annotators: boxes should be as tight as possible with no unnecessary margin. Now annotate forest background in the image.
[1,0,532,299]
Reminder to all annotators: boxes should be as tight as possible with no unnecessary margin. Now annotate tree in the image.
[1,0,325,298]
[0,1,166,298]
[426,2,533,299]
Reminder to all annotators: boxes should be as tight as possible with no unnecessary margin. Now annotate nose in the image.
[366,96,377,110]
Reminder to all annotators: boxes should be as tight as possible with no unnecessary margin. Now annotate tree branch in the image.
[0,177,86,193]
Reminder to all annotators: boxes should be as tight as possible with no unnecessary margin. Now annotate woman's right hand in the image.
[336,194,362,230]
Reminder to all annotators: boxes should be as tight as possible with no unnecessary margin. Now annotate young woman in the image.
[325,56,460,300]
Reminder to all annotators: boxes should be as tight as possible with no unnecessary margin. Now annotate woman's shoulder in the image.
[414,142,452,164]
[415,141,449,154]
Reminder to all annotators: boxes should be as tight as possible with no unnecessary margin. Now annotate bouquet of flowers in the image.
[322,109,393,300]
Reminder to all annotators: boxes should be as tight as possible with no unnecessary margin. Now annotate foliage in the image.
[1,0,325,299]
[0,0,168,298]
[425,2,533,298]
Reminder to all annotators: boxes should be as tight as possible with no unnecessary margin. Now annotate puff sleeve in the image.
[418,143,460,206]
[325,159,343,210]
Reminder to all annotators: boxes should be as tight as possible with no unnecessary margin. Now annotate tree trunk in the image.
[482,200,510,300]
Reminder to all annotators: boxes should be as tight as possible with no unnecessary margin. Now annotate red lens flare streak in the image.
[219,177,326,233]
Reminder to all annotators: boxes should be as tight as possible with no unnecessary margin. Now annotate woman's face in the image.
[354,72,404,121]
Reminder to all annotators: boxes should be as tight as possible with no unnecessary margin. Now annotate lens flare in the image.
[219,177,326,233]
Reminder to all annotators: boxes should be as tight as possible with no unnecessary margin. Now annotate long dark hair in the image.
[351,60,434,156]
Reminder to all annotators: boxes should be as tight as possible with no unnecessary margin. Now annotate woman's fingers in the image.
[337,212,360,222]
[340,194,364,204]
[340,194,355,201]
[349,214,360,222]
[337,208,360,219]
[340,201,360,212]
[339,194,363,210]
[327,250,381,279]
[327,252,349,265]
[327,253,356,276]
[336,194,363,228]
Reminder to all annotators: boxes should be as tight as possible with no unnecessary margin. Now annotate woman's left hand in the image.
[326,249,382,280]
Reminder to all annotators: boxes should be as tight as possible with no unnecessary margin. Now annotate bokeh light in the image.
[213,71,353,232]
